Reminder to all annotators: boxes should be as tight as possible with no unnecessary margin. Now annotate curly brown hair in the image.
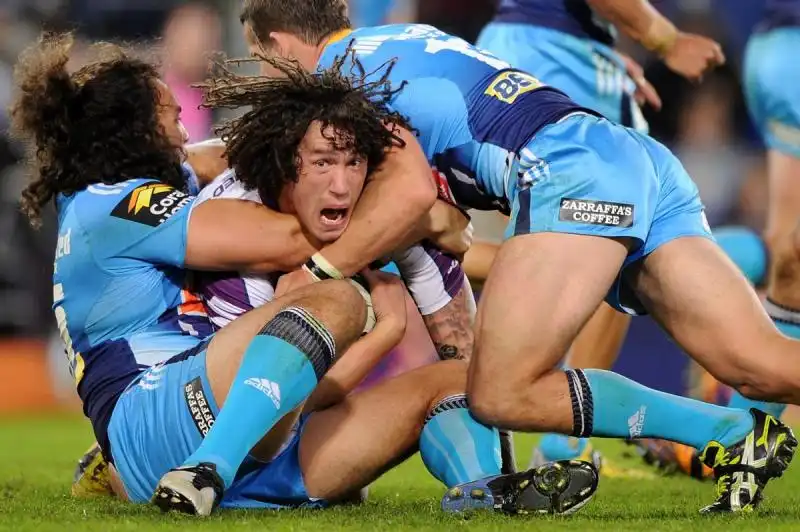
[9,32,186,226]
[198,52,411,206]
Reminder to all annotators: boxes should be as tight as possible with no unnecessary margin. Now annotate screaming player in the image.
[240,0,798,512]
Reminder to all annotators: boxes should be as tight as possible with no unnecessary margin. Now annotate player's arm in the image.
[303,270,408,412]
[312,128,438,278]
[586,0,724,82]
[422,283,475,362]
[185,139,228,187]
[186,198,317,273]
[392,243,476,361]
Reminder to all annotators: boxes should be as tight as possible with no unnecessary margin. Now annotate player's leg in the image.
[153,278,368,515]
[531,303,632,472]
[298,360,598,515]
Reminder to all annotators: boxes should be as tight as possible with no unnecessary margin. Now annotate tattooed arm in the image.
[423,281,476,362]
[391,243,476,361]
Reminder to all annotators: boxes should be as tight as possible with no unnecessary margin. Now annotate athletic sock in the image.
[183,307,336,488]
[567,369,755,450]
[419,394,502,487]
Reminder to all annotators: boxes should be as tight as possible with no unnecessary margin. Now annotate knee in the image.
[291,278,367,347]
[466,373,525,429]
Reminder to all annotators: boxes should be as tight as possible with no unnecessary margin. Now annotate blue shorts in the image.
[744,28,800,158]
[107,341,322,509]
[476,23,648,132]
[506,113,713,314]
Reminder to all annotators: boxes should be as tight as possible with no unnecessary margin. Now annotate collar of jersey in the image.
[323,28,354,48]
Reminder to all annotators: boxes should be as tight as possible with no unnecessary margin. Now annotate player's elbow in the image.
[405,168,437,216]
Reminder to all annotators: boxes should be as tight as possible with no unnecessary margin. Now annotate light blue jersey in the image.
[320,24,594,214]
[54,173,212,458]
[744,4,800,158]
[476,1,647,130]
[319,24,711,313]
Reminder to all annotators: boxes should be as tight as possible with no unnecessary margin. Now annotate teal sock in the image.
[537,434,589,461]
[725,298,798,420]
[183,308,335,488]
[713,226,767,285]
[420,394,502,487]
[566,369,755,450]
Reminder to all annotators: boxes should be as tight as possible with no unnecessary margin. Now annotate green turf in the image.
[1,414,799,531]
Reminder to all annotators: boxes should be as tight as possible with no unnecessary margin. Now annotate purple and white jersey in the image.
[194,169,466,329]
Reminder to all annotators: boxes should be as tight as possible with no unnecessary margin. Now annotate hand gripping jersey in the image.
[318,24,596,215]
[53,169,212,456]
[193,169,465,327]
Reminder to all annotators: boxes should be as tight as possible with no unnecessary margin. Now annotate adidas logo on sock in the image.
[628,406,647,438]
[244,377,282,409]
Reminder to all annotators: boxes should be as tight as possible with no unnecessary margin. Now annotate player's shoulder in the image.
[195,168,261,205]
[71,177,192,230]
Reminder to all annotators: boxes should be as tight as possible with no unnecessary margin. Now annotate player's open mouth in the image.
[320,208,349,226]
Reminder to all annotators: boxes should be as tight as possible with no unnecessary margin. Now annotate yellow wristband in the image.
[642,17,678,56]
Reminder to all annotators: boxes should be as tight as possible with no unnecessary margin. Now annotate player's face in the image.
[153,79,189,160]
[282,121,368,243]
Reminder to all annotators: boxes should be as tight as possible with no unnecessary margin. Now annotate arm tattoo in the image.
[422,283,475,362]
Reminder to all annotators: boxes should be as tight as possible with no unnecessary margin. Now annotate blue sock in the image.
[713,226,767,285]
[724,297,797,420]
[420,394,502,487]
[566,369,755,451]
[537,434,589,461]
[183,308,335,488]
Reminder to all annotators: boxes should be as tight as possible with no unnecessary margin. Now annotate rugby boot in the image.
[72,443,114,498]
[442,459,598,515]
[698,408,797,513]
[152,462,224,516]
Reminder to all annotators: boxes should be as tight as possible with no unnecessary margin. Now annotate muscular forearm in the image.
[186,199,317,273]
[422,283,476,362]
[587,0,677,53]
[304,322,403,412]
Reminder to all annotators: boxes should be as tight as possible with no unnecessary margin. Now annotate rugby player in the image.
[633,0,800,478]
[239,0,799,512]
[474,0,726,471]
[13,33,597,517]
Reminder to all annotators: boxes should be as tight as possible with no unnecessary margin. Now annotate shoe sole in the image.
[442,460,598,516]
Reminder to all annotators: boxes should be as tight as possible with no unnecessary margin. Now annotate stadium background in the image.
[0,0,781,416]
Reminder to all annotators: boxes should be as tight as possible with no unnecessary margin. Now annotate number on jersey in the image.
[485,71,544,104]
[53,283,84,385]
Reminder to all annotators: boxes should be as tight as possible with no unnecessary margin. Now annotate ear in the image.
[268,31,294,59]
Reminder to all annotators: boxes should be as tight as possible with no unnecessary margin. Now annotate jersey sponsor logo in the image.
[559,198,634,227]
[184,376,215,437]
[111,183,192,227]
[485,71,544,104]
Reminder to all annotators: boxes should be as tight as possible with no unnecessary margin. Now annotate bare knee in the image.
[288,279,366,348]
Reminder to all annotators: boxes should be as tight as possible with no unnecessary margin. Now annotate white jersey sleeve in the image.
[390,243,466,316]
[193,169,277,329]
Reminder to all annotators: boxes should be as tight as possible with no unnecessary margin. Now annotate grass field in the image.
[2,414,799,531]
